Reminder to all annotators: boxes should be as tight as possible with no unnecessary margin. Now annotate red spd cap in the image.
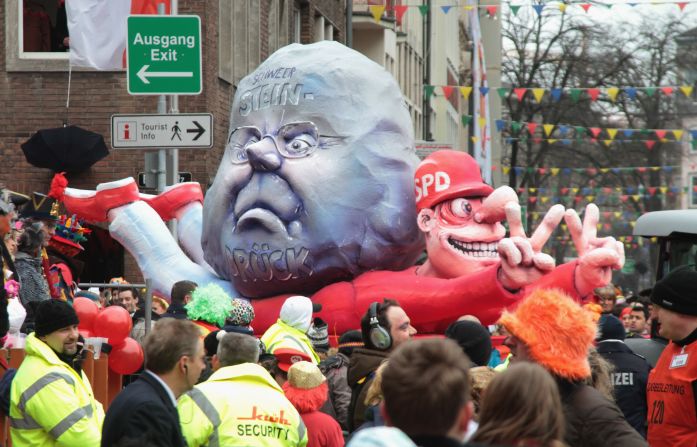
[273,348,312,372]
[414,150,493,211]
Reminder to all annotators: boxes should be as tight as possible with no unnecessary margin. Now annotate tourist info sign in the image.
[111,114,213,149]
[127,15,202,95]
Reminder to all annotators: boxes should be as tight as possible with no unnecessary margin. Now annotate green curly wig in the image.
[185,284,233,327]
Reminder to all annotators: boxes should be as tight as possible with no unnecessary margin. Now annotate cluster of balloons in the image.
[73,298,144,375]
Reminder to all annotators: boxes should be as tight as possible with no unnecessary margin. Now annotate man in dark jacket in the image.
[348,299,416,431]
[499,288,647,447]
[320,329,363,430]
[162,280,197,320]
[101,319,206,447]
[596,314,651,437]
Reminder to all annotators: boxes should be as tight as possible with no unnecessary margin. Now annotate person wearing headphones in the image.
[101,319,206,447]
[347,299,416,431]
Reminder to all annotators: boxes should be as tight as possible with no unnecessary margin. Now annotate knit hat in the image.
[338,330,363,357]
[282,361,328,414]
[228,298,254,326]
[651,266,697,316]
[274,348,312,372]
[498,288,596,381]
[307,317,330,352]
[35,299,79,337]
[279,296,320,333]
[445,320,492,366]
[598,314,626,341]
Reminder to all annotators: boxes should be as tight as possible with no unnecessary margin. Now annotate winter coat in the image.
[596,339,651,437]
[347,348,389,431]
[300,410,344,447]
[557,379,648,447]
[14,251,50,306]
[319,352,352,430]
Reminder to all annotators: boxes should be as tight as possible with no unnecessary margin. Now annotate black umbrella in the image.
[21,125,109,173]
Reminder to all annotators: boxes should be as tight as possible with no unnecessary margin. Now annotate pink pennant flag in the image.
[660,87,674,96]
[589,127,602,138]
[441,86,454,99]
[648,187,657,196]
[527,122,538,135]
[677,2,687,11]
[581,3,592,12]
[538,168,547,174]
[529,197,538,204]
[587,88,600,101]
[654,130,667,139]
[587,168,597,175]
[620,195,629,203]
[514,88,527,102]
[645,141,656,150]
[637,167,647,173]
[486,5,498,17]
[394,5,409,25]
[561,187,569,195]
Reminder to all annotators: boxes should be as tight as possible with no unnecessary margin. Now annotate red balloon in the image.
[108,337,143,375]
[73,297,99,332]
[79,328,93,339]
[93,306,132,347]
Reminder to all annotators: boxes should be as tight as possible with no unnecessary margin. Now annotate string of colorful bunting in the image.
[502,165,678,175]
[366,1,695,24]
[425,84,695,103]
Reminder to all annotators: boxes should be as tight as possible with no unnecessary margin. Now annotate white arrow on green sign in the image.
[127,15,202,95]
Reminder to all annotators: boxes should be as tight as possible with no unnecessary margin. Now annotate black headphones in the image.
[369,302,392,351]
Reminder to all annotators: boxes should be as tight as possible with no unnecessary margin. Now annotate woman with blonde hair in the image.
[472,362,566,447]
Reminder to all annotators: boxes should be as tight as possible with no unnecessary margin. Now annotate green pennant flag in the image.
[574,126,586,136]
[418,5,429,16]
[570,89,582,103]
[461,115,472,127]
[510,5,521,15]
[424,85,435,100]
[640,128,651,136]
[644,87,657,97]
[511,121,522,134]
[520,136,528,143]
[497,88,510,99]
[692,139,697,150]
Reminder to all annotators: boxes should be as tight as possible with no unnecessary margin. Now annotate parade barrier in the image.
[0,348,122,446]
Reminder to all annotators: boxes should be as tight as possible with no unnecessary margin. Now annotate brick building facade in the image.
[0,0,346,283]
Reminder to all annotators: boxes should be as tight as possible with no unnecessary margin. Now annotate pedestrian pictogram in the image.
[127,15,202,95]
[171,122,182,141]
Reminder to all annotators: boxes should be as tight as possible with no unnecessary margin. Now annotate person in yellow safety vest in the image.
[10,300,104,446]
[261,296,321,364]
[178,331,308,447]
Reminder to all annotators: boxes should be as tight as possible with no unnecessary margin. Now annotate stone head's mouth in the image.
[447,237,499,259]
[235,208,288,234]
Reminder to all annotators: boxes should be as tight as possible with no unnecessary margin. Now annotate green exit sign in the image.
[127,15,202,95]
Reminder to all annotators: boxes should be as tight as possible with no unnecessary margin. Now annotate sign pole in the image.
[168,0,179,236]
[157,2,167,194]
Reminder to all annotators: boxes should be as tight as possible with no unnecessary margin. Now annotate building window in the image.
[20,0,69,56]
[313,15,324,41]
[293,7,301,43]
[219,0,261,84]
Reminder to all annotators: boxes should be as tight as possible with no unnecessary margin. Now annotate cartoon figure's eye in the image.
[449,198,472,217]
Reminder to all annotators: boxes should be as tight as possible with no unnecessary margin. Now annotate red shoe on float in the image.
[140,182,204,221]
[62,178,140,223]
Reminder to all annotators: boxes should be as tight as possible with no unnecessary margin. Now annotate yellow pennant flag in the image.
[673,130,684,140]
[614,212,621,218]
[369,5,385,22]
[632,195,641,201]
[558,3,567,12]
[651,167,661,172]
[630,222,636,228]
[460,87,473,100]
[618,236,625,242]
[548,139,558,144]
[606,87,619,102]
[603,140,612,147]
[615,187,622,192]
[543,124,555,136]
[541,196,550,204]
[478,117,486,128]
[597,223,603,230]
[463,5,474,11]
[607,128,618,140]
[532,88,545,103]
[551,168,559,176]
[659,187,668,194]
[600,168,609,173]
[681,86,694,98]
[571,188,579,194]
[503,167,510,175]
[530,188,537,193]
[471,136,479,143]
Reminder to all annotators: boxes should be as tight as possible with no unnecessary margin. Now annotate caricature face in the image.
[418,197,506,278]
[203,42,423,298]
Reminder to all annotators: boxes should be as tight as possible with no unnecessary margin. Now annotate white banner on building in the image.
[467,3,493,183]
